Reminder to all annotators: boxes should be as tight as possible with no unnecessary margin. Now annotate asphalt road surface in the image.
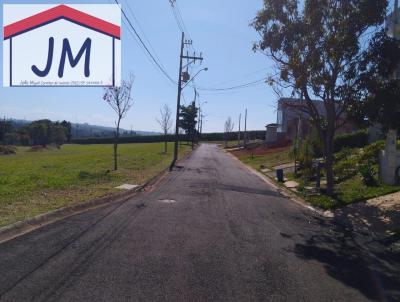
[0,144,399,301]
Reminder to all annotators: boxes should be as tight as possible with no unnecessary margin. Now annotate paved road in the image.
[0,144,399,301]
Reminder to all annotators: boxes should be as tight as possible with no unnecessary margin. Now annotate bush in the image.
[359,161,377,186]
[359,140,385,164]
[334,148,359,182]
[0,145,17,155]
[334,130,369,153]
[334,157,358,182]
[298,140,316,179]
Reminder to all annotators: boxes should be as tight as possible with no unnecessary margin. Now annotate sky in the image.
[1,1,281,133]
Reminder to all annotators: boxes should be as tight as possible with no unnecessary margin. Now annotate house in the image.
[3,4,121,87]
[269,97,356,143]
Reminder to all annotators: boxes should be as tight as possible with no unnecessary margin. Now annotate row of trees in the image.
[252,0,399,195]
[0,119,72,146]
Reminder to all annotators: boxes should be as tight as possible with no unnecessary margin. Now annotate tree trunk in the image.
[325,111,336,196]
[325,137,335,196]
[114,120,121,171]
[113,143,118,171]
[164,134,168,154]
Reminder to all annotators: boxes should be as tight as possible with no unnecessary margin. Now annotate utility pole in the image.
[170,32,204,170]
[197,106,201,133]
[171,32,185,171]
[200,115,203,134]
[244,109,248,147]
[237,113,241,147]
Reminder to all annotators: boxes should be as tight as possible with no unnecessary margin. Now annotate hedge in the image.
[333,130,369,152]
[70,131,267,145]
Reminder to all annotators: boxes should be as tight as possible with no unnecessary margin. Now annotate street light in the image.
[182,67,208,89]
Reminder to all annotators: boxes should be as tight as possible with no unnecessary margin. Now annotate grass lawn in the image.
[307,176,400,210]
[234,147,292,170]
[0,143,191,227]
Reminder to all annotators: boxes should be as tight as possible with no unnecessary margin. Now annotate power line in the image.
[194,77,268,92]
[168,0,195,53]
[205,67,270,87]
[114,0,176,85]
[169,0,185,33]
[123,1,168,72]
[174,1,191,39]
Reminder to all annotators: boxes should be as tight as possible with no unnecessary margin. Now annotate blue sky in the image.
[0,0,279,132]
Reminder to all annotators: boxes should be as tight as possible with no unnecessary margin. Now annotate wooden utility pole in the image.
[171,32,185,171]
[237,113,241,147]
[170,33,204,170]
[244,109,248,146]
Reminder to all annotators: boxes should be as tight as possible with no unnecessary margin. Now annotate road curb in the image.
[224,148,332,217]
[0,185,143,244]
[0,148,196,244]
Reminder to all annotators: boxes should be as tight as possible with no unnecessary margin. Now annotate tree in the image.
[157,104,173,154]
[179,101,198,149]
[0,118,13,144]
[103,74,134,170]
[252,0,387,195]
[52,125,67,146]
[224,117,235,148]
[349,31,400,131]
[61,120,72,142]
[28,120,50,146]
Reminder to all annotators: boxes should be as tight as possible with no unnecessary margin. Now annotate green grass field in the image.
[0,143,190,227]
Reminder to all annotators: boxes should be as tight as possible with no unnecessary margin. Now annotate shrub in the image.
[334,147,354,162]
[359,140,385,164]
[334,130,369,153]
[359,161,377,186]
[334,157,358,182]
[298,140,316,179]
[0,145,17,155]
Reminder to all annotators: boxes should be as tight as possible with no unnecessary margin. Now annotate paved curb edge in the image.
[223,148,333,217]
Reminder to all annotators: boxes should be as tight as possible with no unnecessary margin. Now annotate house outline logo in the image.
[3,4,121,87]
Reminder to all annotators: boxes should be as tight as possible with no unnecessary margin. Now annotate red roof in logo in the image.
[4,4,120,40]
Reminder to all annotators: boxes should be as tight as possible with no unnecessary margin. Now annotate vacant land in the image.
[0,143,190,227]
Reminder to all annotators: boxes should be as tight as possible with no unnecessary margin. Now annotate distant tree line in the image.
[0,118,72,146]
[70,130,267,145]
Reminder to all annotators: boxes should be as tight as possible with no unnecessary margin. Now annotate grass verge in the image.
[0,143,191,227]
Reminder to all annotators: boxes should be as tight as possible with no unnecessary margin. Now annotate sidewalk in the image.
[334,192,400,250]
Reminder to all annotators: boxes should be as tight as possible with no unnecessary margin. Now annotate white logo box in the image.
[3,4,121,87]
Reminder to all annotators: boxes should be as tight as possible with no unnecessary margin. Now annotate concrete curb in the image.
[0,185,143,244]
[0,147,196,244]
[224,148,332,217]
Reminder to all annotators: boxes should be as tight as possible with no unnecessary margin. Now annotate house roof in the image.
[4,5,120,40]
